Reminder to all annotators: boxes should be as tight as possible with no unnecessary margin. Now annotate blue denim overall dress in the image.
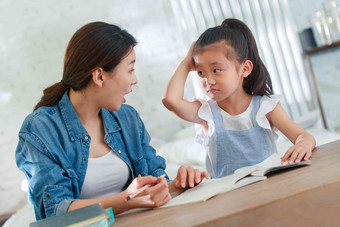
[208,95,271,178]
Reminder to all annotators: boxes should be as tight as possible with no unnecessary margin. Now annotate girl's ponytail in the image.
[221,18,273,96]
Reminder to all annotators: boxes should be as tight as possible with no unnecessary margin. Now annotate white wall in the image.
[0,0,194,140]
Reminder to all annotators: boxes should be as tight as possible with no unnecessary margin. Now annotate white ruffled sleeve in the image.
[194,99,215,145]
[256,95,281,140]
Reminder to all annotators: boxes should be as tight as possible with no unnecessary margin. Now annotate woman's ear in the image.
[241,60,253,78]
[91,68,104,88]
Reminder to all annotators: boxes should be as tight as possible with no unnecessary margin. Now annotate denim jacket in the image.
[15,90,168,220]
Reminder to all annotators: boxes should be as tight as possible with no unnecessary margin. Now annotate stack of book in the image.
[30,204,114,227]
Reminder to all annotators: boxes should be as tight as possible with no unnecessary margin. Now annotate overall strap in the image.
[207,100,224,132]
[251,95,262,128]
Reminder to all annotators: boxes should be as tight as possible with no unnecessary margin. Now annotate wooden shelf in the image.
[306,41,340,55]
[304,40,340,129]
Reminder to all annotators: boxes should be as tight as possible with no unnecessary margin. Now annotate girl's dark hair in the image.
[193,18,273,96]
[34,22,137,111]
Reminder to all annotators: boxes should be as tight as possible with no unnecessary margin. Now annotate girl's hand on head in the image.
[182,42,196,72]
[281,142,313,165]
[125,175,171,207]
[173,165,210,189]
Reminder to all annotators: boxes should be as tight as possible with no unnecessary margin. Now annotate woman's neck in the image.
[69,88,101,126]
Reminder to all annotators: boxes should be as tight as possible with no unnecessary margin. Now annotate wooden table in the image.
[114,140,340,227]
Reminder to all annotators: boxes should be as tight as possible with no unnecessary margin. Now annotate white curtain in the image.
[170,0,317,121]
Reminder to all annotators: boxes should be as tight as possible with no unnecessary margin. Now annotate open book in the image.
[161,154,311,208]
[236,153,312,177]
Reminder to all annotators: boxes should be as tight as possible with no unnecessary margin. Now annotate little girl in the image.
[163,18,316,178]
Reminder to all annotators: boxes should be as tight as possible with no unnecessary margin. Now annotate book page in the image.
[227,175,267,191]
[160,166,257,208]
[250,154,312,177]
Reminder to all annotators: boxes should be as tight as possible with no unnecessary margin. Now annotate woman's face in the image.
[103,48,137,111]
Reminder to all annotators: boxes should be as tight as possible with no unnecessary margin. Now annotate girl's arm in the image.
[162,42,204,125]
[266,104,316,164]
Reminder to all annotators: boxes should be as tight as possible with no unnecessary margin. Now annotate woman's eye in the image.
[213,69,221,73]
[130,69,135,73]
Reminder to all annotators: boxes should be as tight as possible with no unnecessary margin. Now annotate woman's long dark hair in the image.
[34,22,137,111]
[193,18,273,96]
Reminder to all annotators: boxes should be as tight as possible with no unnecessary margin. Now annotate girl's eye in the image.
[197,71,204,76]
[213,69,221,73]
[130,69,135,73]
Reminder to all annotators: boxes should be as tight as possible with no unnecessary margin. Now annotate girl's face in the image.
[103,48,137,111]
[193,44,246,102]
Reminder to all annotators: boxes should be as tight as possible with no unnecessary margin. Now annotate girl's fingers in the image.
[201,171,210,180]
[184,42,196,71]
[282,143,313,164]
[194,169,201,184]
[186,166,195,187]
[187,42,196,55]
[289,149,300,164]
[295,150,307,163]
[172,178,180,188]
[282,146,295,164]
[174,166,210,189]
[304,151,312,160]
[178,166,188,188]
[194,170,210,184]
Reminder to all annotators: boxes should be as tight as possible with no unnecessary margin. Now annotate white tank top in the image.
[80,150,130,199]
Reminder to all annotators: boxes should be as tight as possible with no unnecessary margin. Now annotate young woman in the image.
[16,22,209,220]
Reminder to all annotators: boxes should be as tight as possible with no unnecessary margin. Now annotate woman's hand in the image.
[124,175,171,207]
[172,166,210,189]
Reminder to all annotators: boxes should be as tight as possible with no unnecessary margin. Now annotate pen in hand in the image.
[124,174,166,202]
